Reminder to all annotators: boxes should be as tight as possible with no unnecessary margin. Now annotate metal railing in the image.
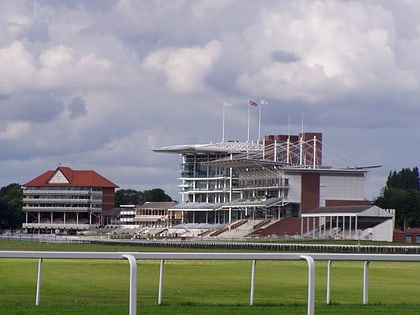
[2,251,420,315]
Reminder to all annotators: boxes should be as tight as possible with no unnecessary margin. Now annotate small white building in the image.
[302,205,395,242]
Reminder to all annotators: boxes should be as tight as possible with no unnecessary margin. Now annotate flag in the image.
[260,99,268,105]
[249,100,257,106]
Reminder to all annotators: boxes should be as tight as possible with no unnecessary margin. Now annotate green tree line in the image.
[114,188,172,206]
[374,167,420,228]
[0,183,24,231]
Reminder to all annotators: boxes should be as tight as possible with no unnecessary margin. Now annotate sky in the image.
[1,0,420,201]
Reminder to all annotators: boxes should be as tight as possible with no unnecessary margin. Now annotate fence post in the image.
[300,255,315,315]
[36,258,43,305]
[363,261,370,304]
[326,260,332,304]
[250,260,257,305]
[123,255,137,315]
[158,259,165,305]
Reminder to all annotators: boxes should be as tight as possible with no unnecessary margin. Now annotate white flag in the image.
[260,99,268,105]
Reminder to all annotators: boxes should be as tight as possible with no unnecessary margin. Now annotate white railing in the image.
[2,251,420,315]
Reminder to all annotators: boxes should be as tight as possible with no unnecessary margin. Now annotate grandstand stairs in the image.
[248,217,301,237]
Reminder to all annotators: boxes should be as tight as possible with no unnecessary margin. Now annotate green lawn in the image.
[0,240,420,314]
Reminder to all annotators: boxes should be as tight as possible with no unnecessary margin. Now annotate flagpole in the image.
[258,99,267,143]
[222,103,226,143]
[258,99,262,142]
[247,101,250,142]
[222,102,232,143]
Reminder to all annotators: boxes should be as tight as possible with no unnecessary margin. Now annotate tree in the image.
[115,188,172,206]
[0,183,24,230]
[374,167,420,228]
[386,167,419,190]
[115,189,143,206]
[143,188,172,202]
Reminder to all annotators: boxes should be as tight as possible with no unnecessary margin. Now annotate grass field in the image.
[1,240,420,314]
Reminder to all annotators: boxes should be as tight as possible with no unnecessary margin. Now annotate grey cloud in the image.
[36,0,115,11]
[1,92,64,123]
[68,97,87,119]
[271,50,301,63]
[25,21,49,42]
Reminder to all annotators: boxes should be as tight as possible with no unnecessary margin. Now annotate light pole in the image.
[222,101,232,142]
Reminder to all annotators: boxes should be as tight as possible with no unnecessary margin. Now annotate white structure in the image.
[155,133,374,221]
[155,132,394,240]
[302,205,395,242]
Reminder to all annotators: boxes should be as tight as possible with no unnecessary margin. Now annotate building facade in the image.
[155,132,382,237]
[22,166,118,234]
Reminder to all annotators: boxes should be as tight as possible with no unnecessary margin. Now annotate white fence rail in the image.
[2,251,420,315]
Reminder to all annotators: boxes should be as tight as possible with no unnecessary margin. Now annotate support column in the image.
[301,217,304,237]
[355,215,358,239]
[306,217,309,236]
[349,216,352,239]
[312,218,316,238]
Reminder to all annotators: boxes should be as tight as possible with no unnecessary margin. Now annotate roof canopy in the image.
[302,205,394,218]
[23,166,119,188]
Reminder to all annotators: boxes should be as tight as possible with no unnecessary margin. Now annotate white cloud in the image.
[0,41,38,93]
[143,40,223,94]
[0,121,30,140]
[236,0,417,102]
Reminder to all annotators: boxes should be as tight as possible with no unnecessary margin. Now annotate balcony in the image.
[24,189,103,196]
[23,198,101,204]
[23,206,94,212]
[22,223,91,230]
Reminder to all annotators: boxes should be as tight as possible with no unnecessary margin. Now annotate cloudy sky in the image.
[1,0,420,201]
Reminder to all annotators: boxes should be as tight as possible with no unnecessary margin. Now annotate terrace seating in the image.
[248,217,300,237]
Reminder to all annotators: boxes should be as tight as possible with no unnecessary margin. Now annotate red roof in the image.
[23,166,119,188]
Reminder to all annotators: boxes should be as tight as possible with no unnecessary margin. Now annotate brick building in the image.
[22,166,118,234]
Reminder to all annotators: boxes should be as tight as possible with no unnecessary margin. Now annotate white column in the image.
[355,215,358,238]
[274,140,277,162]
[312,217,316,238]
[349,216,352,239]
[306,217,309,236]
